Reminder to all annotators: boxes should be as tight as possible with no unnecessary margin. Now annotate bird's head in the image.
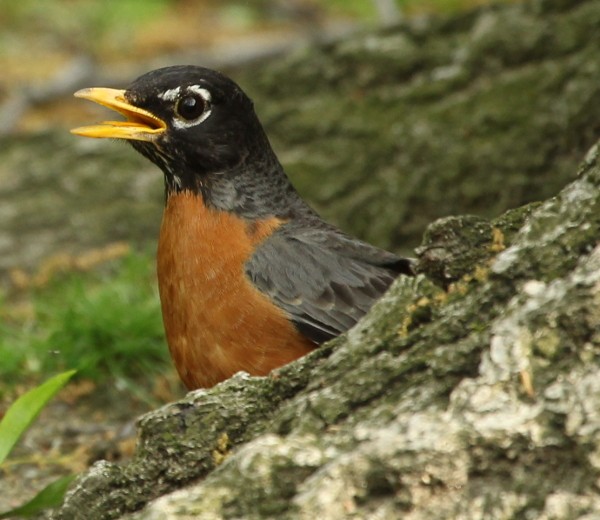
[72,65,276,195]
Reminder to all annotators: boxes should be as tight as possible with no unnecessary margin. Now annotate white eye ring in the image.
[172,86,212,129]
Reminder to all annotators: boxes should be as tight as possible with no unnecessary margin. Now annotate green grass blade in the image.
[0,370,76,464]
[0,474,76,518]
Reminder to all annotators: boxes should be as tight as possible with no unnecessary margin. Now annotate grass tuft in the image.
[0,251,169,388]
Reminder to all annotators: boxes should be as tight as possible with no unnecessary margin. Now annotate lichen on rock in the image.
[56,139,600,517]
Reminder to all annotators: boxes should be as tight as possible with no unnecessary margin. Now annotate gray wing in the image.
[245,227,413,344]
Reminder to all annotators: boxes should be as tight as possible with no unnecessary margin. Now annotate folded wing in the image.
[245,226,413,344]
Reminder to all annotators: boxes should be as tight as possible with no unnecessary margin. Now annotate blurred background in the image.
[0,0,506,397]
[1,0,498,134]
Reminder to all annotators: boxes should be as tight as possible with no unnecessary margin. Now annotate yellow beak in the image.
[71,88,166,142]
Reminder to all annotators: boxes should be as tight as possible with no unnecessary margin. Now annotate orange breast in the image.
[157,191,315,389]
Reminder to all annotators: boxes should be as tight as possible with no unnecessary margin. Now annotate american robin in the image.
[71,65,413,389]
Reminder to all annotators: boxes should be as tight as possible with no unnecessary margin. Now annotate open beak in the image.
[71,88,166,142]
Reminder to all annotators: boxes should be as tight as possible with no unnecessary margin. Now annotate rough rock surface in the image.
[47,0,600,518]
[56,140,600,519]
[2,0,599,280]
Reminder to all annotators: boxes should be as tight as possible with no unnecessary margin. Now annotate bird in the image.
[71,65,414,390]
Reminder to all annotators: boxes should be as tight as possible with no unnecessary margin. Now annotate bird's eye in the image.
[175,94,207,121]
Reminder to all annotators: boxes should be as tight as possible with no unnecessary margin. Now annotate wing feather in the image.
[245,226,412,344]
